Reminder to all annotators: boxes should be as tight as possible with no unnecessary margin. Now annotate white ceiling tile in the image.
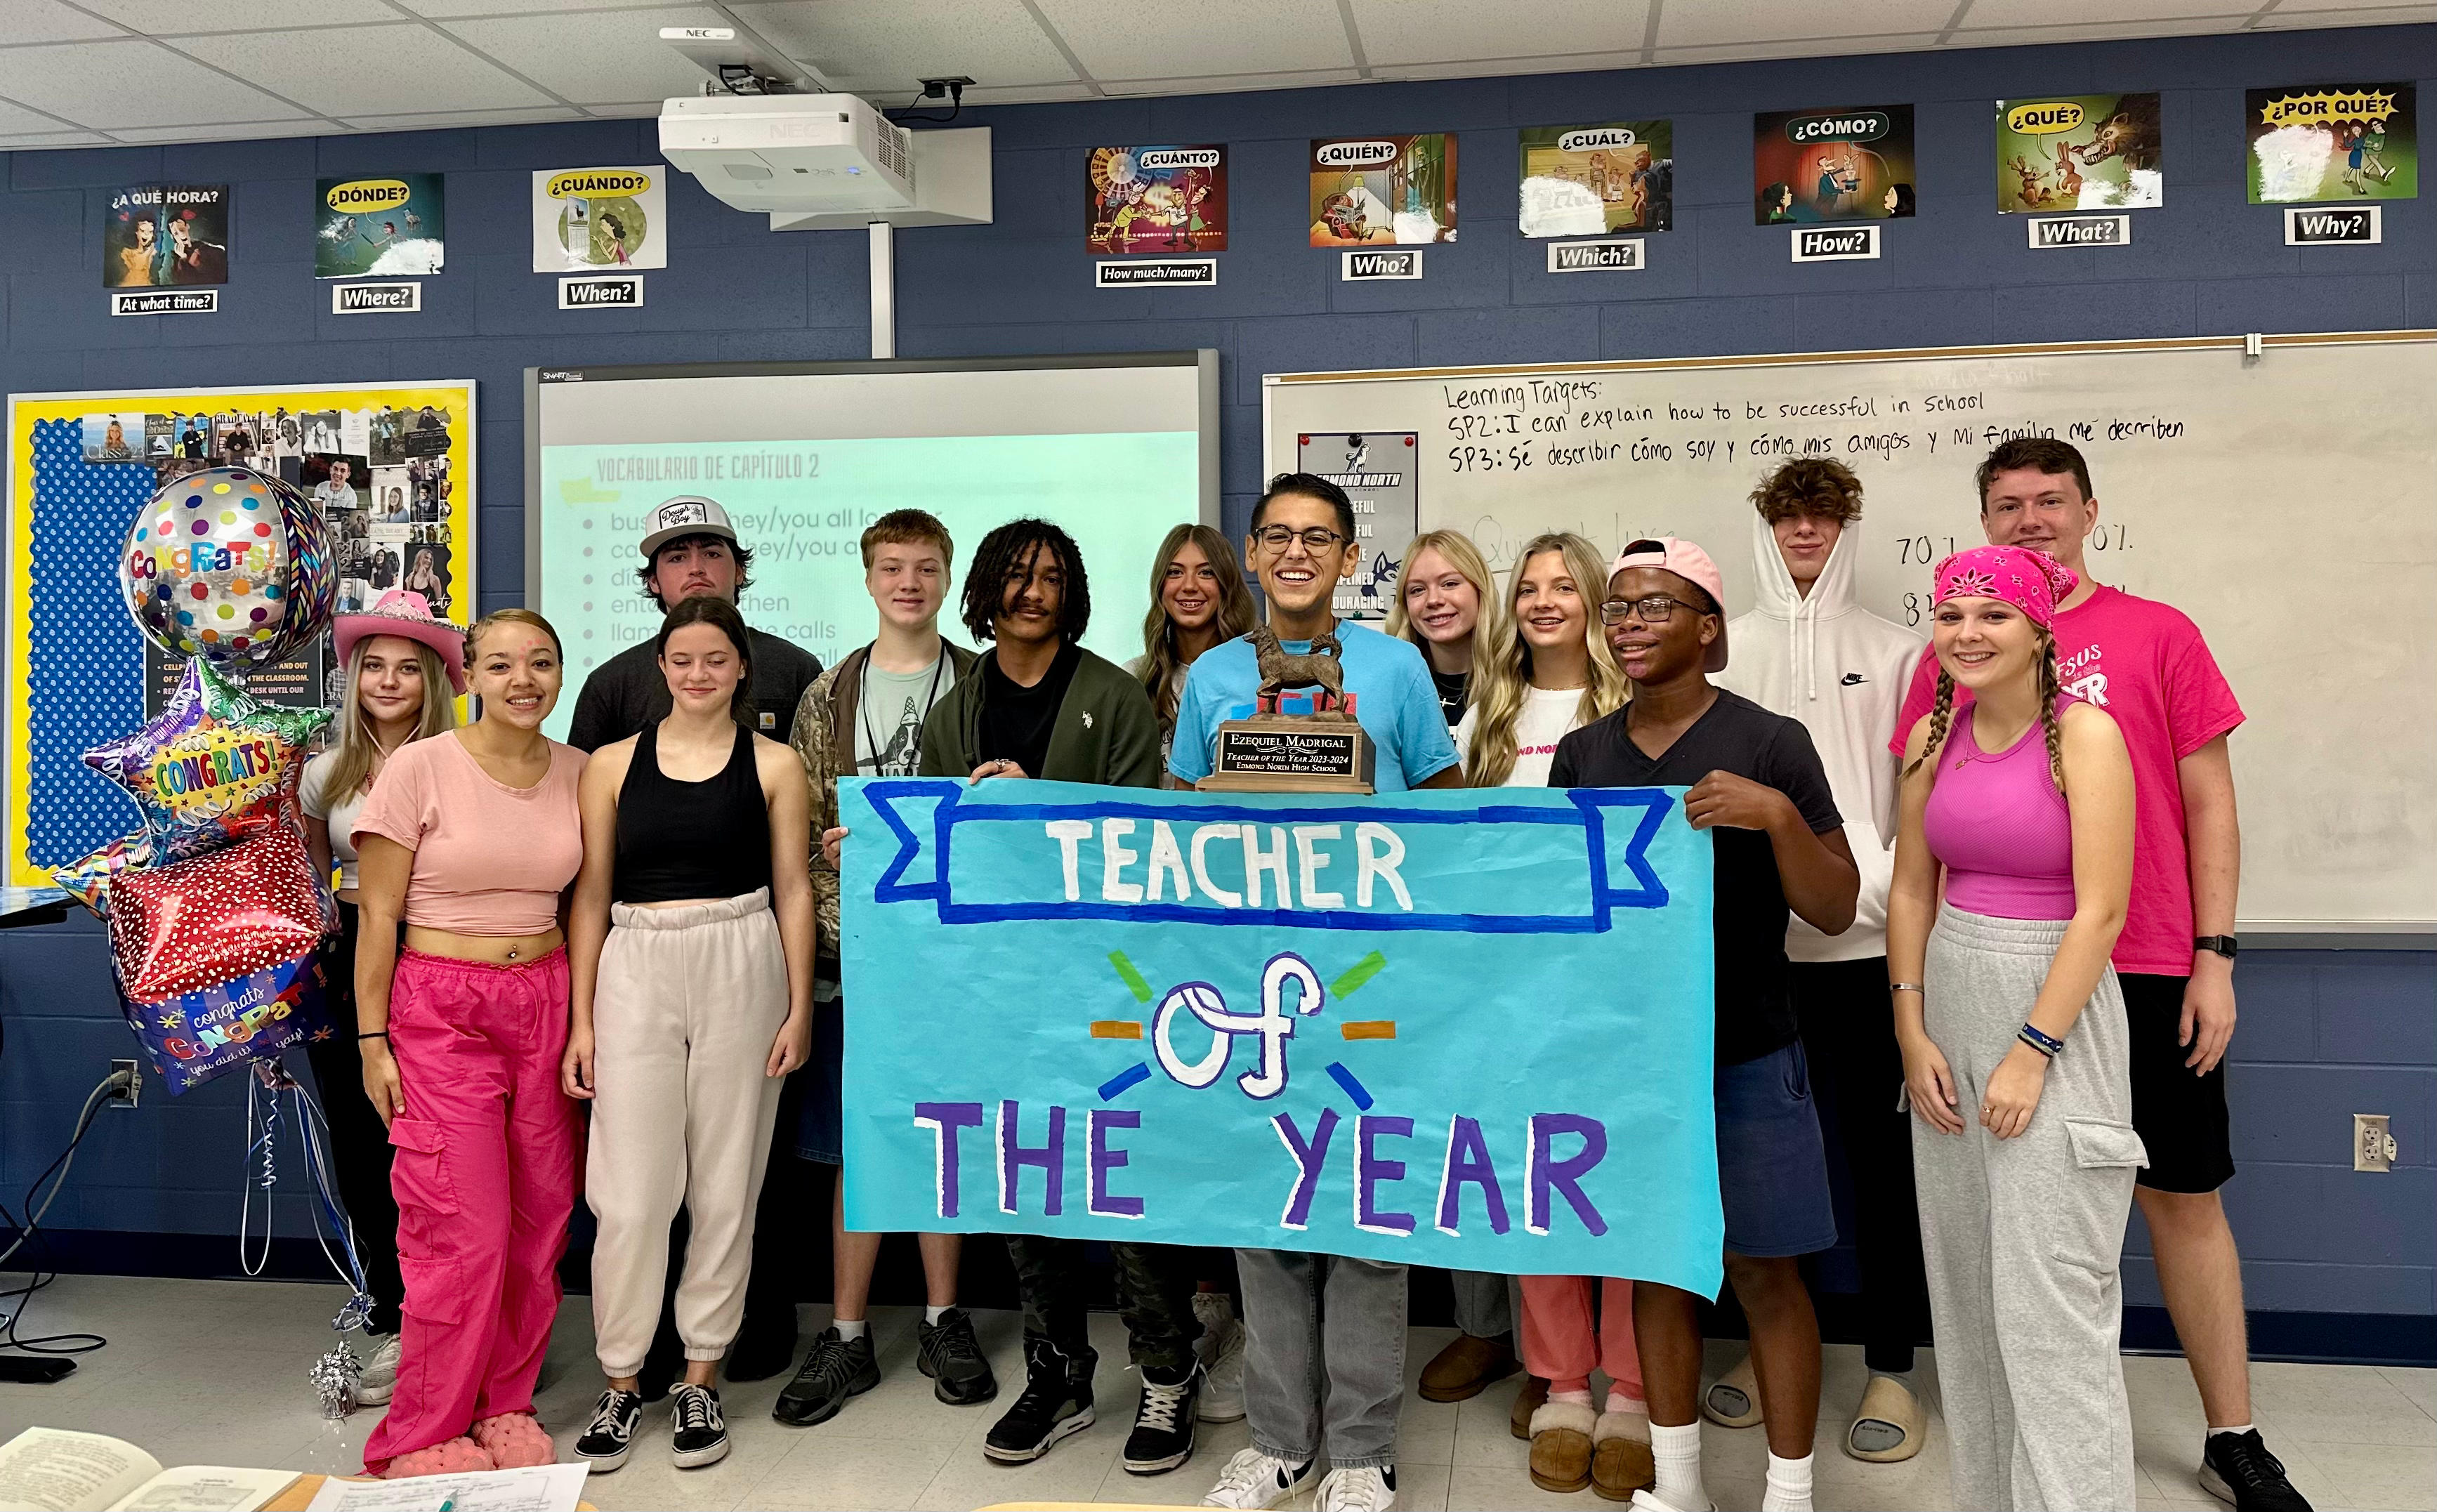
[2251,2,2437,25]
[1032,0,1351,78]
[0,129,112,145]
[958,81,1103,104]
[735,0,1079,91]
[107,117,341,140]
[339,105,591,130]
[75,0,399,31]
[1100,67,1361,97]
[1962,0,2254,24]
[0,39,311,128]
[1660,0,1957,46]
[0,0,130,44]
[1347,0,1648,67]
[171,22,556,116]
[0,93,79,132]
[440,4,745,104]
[1655,33,1943,63]
[1381,51,1648,80]
[395,0,684,13]
[1942,15,2248,46]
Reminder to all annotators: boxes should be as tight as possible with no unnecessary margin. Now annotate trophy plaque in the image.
[1198,626,1377,794]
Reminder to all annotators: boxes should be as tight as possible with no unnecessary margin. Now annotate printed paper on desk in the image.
[837,778,1723,1296]
[303,1464,586,1512]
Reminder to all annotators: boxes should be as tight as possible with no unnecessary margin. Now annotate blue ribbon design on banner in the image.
[862,779,1673,934]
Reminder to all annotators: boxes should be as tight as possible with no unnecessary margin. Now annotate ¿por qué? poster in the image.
[2247,83,2418,203]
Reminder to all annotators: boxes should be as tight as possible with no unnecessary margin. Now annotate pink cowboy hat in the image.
[332,589,466,695]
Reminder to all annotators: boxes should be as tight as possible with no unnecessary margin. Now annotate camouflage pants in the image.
[1005,1236,1202,1373]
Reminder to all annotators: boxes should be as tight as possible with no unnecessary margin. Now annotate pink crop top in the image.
[1922,704,2077,921]
[353,732,586,935]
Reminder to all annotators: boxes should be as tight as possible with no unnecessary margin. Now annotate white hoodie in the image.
[1716,515,1923,963]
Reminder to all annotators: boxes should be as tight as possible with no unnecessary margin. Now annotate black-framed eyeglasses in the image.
[1252,525,1348,553]
[1598,594,1704,624]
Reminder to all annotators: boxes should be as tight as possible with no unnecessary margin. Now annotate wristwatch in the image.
[2195,935,2239,961]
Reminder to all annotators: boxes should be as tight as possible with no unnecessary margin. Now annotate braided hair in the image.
[1903,626,2067,790]
[961,518,1090,645]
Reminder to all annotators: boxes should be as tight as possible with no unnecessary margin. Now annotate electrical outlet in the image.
[2353,1112,2395,1172]
[109,1059,140,1109]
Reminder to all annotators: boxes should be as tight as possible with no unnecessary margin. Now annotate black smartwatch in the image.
[2195,935,2239,961]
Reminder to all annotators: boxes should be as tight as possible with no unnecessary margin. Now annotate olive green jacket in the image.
[918,645,1164,791]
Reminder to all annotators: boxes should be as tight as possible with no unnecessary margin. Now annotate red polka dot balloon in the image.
[119,466,338,667]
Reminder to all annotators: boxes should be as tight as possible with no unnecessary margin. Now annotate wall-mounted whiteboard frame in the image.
[1263,331,2437,944]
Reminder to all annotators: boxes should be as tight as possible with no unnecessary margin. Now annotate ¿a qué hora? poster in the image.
[103,185,228,288]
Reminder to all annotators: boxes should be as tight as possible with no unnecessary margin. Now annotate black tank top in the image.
[614,723,773,903]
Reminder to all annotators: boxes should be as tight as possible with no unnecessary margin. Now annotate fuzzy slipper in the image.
[1590,1408,1656,1501]
[1528,1399,1597,1493]
[1699,1355,1763,1429]
[378,1435,493,1479]
[1510,1374,1550,1440]
[1846,1374,1926,1463]
[470,1412,557,1469]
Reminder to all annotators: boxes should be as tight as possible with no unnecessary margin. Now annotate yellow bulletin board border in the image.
[6,381,477,890]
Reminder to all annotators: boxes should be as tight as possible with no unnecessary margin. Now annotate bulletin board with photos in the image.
[5,382,476,890]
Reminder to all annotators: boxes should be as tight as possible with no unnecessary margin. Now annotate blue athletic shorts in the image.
[1715,1039,1838,1260]
[793,989,845,1165]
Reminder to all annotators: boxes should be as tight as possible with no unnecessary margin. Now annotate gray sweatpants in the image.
[1237,1249,1406,1471]
[1449,1270,1520,1339]
[1914,905,2147,1512]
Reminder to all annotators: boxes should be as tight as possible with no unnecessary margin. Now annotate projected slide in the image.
[531,355,1215,742]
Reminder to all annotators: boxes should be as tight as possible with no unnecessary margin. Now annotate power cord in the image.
[890,77,969,124]
[0,1069,124,1355]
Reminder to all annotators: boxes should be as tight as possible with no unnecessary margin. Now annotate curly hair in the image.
[1749,457,1865,525]
[961,519,1089,645]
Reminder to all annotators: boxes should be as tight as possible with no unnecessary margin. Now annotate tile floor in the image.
[0,1274,2430,1511]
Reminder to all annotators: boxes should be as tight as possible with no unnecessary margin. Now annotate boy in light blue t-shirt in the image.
[1183,473,1458,1512]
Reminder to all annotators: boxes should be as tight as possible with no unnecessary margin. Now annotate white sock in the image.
[1549,1386,1595,1406]
[1650,1421,1707,1511]
[1761,1451,1813,1512]
[2207,1424,2254,1453]
[924,1306,949,1324]
[834,1317,868,1341]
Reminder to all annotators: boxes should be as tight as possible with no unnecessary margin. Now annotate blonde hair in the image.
[465,607,563,665]
[1462,533,1626,788]
[1905,626,2067,791]
[1136,524,1257,728]
[1384,529,1495,666]
[319,636,456,802]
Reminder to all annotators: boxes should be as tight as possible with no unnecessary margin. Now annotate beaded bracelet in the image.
[2017,1023,2065,1058]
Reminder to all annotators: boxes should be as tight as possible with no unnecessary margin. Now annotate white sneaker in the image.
[1202,1447,1318,1508]
[1316,1465,1396,1511]
[350,1334,402,1406]
[1193,1293,1247,1424]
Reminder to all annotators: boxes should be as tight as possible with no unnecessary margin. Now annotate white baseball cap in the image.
[639,494,737,559]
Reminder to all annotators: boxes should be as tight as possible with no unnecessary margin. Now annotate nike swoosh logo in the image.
[1841,673,1867,685]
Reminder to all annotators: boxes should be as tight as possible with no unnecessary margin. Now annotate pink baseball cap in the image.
[1610,537,1730,672]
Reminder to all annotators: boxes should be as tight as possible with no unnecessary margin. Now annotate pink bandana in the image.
[1931,545,2078,629]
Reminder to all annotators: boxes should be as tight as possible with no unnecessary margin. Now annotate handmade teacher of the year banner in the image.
[838,777,1723,1298]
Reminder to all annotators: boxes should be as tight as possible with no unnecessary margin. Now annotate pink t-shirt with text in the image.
[354,731,587,935]
[1892,584,2242,975]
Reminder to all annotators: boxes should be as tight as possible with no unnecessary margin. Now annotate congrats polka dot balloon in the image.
[119,466,338,668]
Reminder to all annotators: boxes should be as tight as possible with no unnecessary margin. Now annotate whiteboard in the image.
[1264,334,2437,935]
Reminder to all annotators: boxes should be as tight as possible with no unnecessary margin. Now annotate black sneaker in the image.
[983,1334,1097,1463]
[1122,1361,1200,1475]
[918,1308,999,1405]
[637,1327,683,1405]
[723,1308,799,1383]
[772,1327,881,1427]
[2201,1428,2313,1512]
[572,1388,643,1474]
[670,1383,729,1468]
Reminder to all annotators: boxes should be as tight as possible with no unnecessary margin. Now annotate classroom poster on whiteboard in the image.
[1995,95,2163,212]
[1753,106,1915,223]
[1311,136,1457,246]
[1086,146,1227,253]
[2246,83,2417,202]
[4,382,477,890]
[1297,431,1416,622]
[1519,121,1673,236]
[532,166,667,271]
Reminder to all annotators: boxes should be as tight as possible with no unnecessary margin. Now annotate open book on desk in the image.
[0,1427,297,1512]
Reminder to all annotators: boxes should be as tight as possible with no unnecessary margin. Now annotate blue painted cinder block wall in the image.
[1,22,2431,1345]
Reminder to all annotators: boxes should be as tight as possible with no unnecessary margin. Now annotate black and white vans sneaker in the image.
[1122,1362,1200,1474]
[573,1388,643,1473]
[671,1383,730,1469]
[983,1335,1097,1463]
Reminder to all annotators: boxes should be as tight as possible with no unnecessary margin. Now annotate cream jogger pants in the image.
[588,889,789,1375]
